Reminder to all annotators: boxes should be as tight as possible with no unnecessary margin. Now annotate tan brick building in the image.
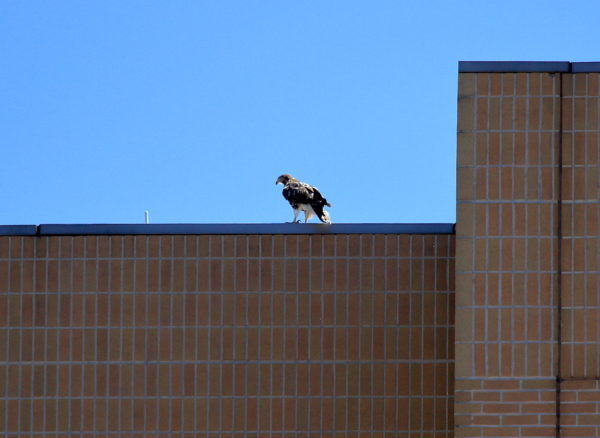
[456,61,600,437]
[0,61,598,437]
[0,225,455,436]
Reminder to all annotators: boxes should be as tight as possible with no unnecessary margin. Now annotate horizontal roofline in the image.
[0,223,455,236]
[459,61,600,73]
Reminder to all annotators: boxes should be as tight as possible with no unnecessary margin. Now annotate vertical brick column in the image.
[455,71,561,437]
[560,73,600,437]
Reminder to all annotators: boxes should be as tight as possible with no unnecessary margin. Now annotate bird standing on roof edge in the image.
[275,174,332,224]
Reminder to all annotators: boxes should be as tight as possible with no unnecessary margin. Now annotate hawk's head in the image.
[275,174,294,185]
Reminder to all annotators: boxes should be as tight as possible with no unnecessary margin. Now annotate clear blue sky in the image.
[1,1,598,225]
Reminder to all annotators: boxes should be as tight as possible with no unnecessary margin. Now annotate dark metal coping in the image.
[0,225,38,236]
[459,61,600,73]
[0,223,455,236]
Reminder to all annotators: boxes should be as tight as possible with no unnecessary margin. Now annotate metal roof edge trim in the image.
[0,225,38,236]
[459,61,571,73]
[571,62,600,73]
[0,223,456,236]
[459,61,600,73]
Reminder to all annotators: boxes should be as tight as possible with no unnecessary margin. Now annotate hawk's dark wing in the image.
[282,181,315,207]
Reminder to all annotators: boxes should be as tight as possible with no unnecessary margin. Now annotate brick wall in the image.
[560,73,600,437]
[0,233,455,436]
[456,67,600,437]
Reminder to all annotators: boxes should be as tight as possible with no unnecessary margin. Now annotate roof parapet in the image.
[459,61,600,73]
[0,223,455,236]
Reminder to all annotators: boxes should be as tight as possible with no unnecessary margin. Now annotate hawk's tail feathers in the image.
[311,203,332,224]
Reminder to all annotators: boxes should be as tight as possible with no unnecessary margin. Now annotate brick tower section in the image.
[456,64,600,437]
[559,73,600,437]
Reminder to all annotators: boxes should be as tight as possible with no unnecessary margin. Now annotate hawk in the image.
[275,174,332,223]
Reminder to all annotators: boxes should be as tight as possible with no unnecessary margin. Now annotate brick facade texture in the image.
[456,72,600,437]
[0,234,455,436]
